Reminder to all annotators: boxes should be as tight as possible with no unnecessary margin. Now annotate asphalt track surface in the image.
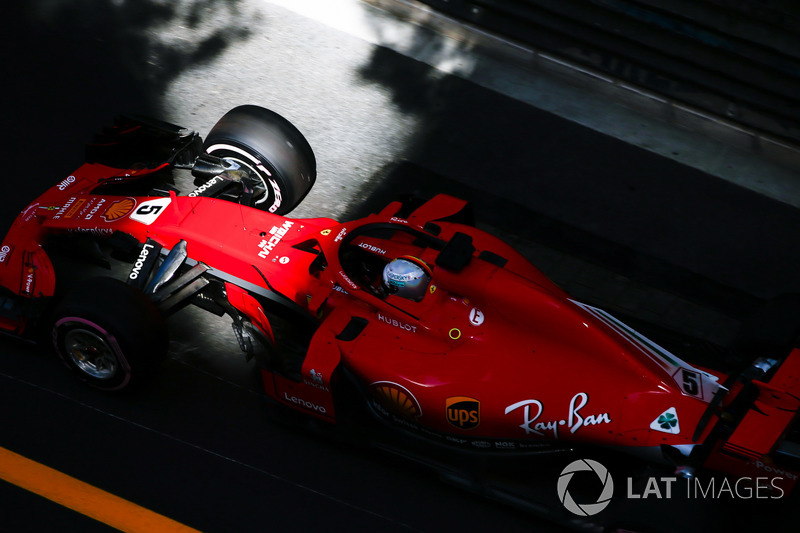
[2,1,799,532]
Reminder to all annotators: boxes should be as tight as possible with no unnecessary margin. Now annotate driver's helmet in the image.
[382,256,431,301]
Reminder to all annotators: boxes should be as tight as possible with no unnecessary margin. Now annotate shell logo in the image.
[371,381,422,420]
[102,198,136,221]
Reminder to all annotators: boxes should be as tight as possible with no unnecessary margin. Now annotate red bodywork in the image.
[3,156,800,492]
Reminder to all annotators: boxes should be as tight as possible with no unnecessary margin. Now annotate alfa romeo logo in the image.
[657,412,678,430]
[557,459,614,516]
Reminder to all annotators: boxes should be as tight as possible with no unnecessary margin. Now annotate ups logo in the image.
[446,396,480,430]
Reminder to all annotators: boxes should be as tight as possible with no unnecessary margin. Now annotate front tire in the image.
[52,277,168,391]
[203,105,316,215]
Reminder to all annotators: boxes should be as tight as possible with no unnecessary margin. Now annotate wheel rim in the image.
[222,156,269,206]
[63,328,118,379]
[205,147,271,207]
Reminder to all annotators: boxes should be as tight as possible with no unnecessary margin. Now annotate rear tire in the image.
[51,277,168,391]
[203,105,316,215]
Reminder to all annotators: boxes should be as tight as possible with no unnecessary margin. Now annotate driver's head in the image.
[382,256,431,301]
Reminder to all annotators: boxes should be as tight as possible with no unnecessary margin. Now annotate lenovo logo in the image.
[129,243,155,280]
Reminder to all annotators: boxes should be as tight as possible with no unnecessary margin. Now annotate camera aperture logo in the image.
[557,458,789,517]
[557,459,614,516]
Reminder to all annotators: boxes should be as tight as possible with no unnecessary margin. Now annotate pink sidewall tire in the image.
[51,277,168,391]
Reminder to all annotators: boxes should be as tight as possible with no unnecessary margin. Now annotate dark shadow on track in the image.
[1,1,253,232]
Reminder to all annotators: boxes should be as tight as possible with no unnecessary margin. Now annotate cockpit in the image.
[336,222,471,303]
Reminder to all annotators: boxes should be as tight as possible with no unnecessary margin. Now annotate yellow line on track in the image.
[0,446,201,532]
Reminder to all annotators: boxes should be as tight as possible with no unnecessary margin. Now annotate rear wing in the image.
[704,349,800,492]
[724,349,800,461]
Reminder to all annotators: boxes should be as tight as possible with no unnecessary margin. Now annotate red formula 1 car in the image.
[2,106,800,522]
